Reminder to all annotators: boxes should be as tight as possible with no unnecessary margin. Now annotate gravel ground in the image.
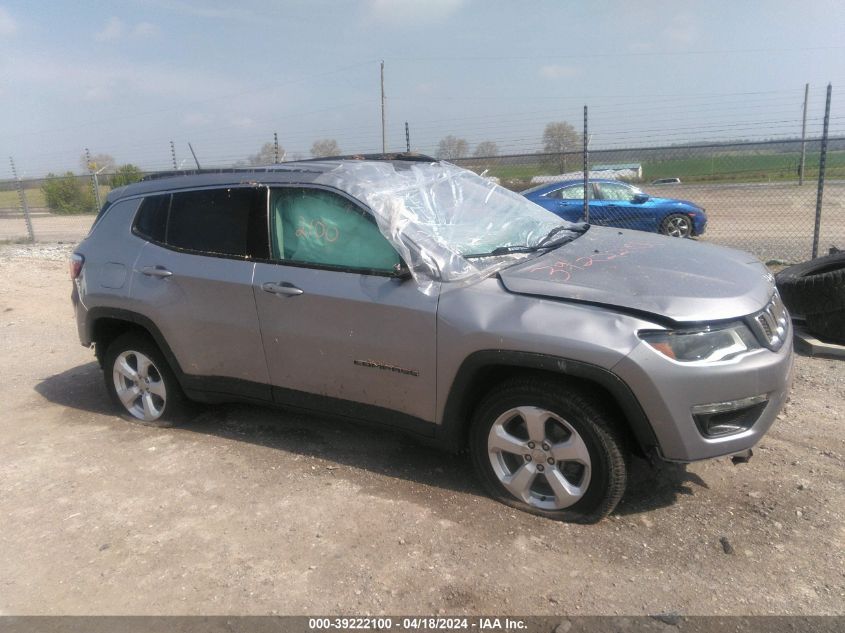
[0,244,843,616]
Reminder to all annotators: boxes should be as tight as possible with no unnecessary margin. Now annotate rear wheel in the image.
[469,377,628,523]
[103,332,189,427]
[660,213,693,238]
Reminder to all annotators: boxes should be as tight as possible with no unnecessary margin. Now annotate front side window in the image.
[598,182,640,201]
[133,187,268,258]
[270,187,401,274]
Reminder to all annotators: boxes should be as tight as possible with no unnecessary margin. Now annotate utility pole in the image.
[170,140,178,170]
[405,121,411,153]
[84,147,100,212]
[273,132,280,164]
[380,60,386,153]
[583,105,589,223]
[9,157,35,242]
[811,83,832,259]
[799,83,809,185]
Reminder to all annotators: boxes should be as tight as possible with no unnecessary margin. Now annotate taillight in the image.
[69,253,84,280]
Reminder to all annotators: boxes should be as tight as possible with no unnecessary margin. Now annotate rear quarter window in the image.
[133,194,169,243]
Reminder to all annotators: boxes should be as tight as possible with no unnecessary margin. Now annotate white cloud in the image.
[415,82,437,95]
[96,17,124,41]
[539,64,579,79]
[133,22,160,38]
[146,0,258,22]
[183,112,215,127]
[0,6,18,36]
[366,0,465,23]
[5,53,246,105]
[664,13,697,46]
[83,85,112,101]
[231,116,255,129]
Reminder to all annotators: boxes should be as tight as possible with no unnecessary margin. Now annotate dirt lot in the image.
[0,244,843,616]
[1,181,843,262]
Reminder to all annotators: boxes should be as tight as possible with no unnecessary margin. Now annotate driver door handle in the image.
[262,281,304,297]
[141,265,173,278]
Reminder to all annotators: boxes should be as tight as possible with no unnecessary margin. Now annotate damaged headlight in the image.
[639,322,761,363]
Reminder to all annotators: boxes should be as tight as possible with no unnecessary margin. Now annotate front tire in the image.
[660,213,693,238]
[469,377,628,523]
[103,332,189,427]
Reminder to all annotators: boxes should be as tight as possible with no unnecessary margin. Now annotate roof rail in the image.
[140,152,437,182]
[295,152,437,163]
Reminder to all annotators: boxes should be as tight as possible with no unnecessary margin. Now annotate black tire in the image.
[805,309,845,345]
[103,332,190,427]
[660,213,693,238]
[775,252,845,316]
[469,376,628,523]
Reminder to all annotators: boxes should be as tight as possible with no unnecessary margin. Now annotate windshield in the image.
[315,161,580,294]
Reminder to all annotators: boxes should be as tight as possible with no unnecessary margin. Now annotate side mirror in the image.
[632,193,649,204]
[393,262,413,280]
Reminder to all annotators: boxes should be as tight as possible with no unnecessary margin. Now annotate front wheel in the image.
[660,213,693,238]
[469,377,628,523]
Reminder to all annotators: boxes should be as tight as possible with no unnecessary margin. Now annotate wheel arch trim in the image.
[86,307,185,380]
[438,350,660,456]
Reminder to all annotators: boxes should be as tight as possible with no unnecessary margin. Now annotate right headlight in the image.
[639,322,761,363]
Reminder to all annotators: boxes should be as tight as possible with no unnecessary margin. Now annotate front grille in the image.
[747,291,789,351]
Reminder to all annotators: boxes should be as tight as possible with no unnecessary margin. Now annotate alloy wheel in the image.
[487,406,592,510]
[112,350,167,421]
[665,215,692,238]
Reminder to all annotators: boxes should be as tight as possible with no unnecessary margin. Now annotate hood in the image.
[649,197,703,210]
[498,227,773,323]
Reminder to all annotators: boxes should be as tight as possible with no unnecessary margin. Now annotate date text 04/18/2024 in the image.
[307,617,527,630]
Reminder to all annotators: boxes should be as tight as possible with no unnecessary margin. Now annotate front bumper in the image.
[612,326,793,462]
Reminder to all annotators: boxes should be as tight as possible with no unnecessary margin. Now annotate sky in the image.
[1,0,844,176]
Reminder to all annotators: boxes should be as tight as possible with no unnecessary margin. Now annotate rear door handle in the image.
[141,265,173,278]
[262,281,304,297]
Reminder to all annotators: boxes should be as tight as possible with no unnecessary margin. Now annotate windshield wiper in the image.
[467,222,589,258]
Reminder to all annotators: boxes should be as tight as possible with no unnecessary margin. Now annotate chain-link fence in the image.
[0,173,105,244]
[458,136,845,263]
[3,138,843,264]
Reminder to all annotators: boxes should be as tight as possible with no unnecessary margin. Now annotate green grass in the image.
[642,150,845,183]
[0,185,110,211]
[475,149,845,186]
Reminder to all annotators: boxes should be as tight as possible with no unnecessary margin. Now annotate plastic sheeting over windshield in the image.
[315,161,576,294]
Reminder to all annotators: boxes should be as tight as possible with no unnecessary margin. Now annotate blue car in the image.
[522,179,707,238]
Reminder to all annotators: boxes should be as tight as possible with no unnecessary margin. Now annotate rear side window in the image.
[133,187,269,259]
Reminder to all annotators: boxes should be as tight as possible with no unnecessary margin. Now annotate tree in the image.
[473,141,499,158]
[79,152,115,174]
[311,139,341,158]
[542,122,581,173]
[436,135,469,160]
[110,164,143,188]
[246,142,283,166]
[42,172,95,215]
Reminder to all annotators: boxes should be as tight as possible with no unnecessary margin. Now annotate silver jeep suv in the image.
[71,155,793,523]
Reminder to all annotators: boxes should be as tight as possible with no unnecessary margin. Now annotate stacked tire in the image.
[775,251,845,344]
